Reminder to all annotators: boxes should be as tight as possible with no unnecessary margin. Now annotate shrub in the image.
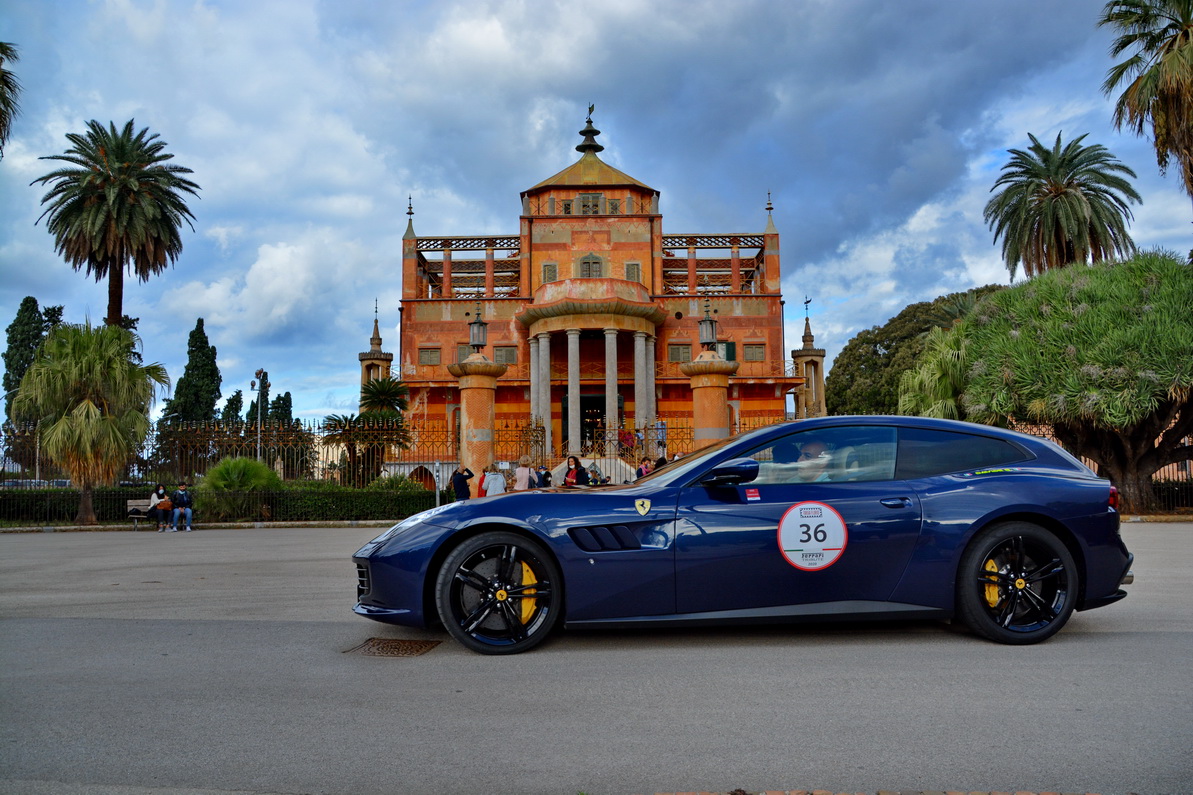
[197,457,282,520]
[365,475,428,493]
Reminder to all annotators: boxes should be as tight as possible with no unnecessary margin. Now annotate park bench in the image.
[127,499,154,530]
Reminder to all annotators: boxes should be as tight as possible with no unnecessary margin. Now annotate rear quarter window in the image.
[895,427,1029,479]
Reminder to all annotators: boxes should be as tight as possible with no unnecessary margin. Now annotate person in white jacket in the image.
[482,465,507,495]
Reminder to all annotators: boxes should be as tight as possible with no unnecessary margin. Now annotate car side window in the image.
[895,427,1030,479]
[747,426,897,485]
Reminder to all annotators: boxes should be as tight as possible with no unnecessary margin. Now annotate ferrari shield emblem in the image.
[635,499,651,516]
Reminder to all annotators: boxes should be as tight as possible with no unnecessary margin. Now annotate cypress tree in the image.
[269,391,293,425]
[222,389,243,424]
[164,318,221,422]
[3,296,63,418]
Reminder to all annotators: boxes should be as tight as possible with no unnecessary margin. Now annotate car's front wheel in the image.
[434,531,561,654]
[957,522,1078,645]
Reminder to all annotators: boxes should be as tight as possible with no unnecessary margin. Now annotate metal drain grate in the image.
[345,638,441,657]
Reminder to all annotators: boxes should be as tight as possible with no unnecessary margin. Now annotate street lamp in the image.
[698,297,719,352]
[252,369,269,461]
[467,300,488,355]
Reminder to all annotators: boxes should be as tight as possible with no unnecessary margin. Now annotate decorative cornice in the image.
[515,279,667,326]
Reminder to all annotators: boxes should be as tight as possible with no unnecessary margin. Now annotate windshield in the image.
[633,423,794,487]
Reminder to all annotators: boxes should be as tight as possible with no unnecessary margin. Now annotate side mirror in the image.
[699,458,759,487]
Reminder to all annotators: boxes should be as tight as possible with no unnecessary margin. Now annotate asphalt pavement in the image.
[0,522,1190,795]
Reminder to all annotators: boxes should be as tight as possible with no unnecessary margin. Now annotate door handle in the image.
[880,497,912,508]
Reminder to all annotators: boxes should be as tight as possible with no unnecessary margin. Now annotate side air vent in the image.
[568,525,643,552]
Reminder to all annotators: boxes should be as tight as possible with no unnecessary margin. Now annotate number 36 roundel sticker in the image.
[778,501,848,571]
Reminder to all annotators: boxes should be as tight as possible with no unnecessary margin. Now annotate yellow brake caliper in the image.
[984,559,1001,608]
[519,561,538,624]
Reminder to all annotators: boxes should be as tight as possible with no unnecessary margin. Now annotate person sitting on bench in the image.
[170,481,195,532]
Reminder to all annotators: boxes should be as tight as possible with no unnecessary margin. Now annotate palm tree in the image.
[359,376,410,413]
[32,120,201,326]
[898,324,971,420]
[983,132,1141,279]
[1100,0,1193,210]
[0,41,21,159]
[11,323,169,524]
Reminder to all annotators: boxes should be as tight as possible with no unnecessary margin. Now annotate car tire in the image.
[956,521,1078,645]
[435,531,562,655]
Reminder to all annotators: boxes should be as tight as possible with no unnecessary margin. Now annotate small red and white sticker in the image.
[745,488,760,502]
[778,501,848,571]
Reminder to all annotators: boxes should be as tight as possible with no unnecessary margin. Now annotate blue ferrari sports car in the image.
[353,416,1133,654]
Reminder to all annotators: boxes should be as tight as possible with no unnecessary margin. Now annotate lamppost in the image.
[252,369,269,461]
[467,300,488,355]
[698,297,719,352]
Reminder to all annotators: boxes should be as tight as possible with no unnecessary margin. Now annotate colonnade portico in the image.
[525,324,659,456]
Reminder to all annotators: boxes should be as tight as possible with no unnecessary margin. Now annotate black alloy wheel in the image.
[435,531,561,654]
[956,521,1079,645]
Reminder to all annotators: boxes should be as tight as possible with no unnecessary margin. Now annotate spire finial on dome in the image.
[576,105,604,154]
[370,298,383,351]
[403,195,416,239]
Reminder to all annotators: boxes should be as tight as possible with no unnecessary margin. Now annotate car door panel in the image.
[675,481,923,615]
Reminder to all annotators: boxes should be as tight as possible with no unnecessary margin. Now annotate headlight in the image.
[370,502,461,543]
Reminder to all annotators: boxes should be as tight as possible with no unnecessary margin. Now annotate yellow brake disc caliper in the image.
[519,561,538,624]
[984,559,1001,608]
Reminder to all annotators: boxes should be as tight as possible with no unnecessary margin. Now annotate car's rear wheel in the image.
[435,531,561,654]
[957,522,1078,645]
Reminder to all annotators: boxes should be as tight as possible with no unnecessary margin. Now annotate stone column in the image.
[680,351,739,451]
[567,328,581,455]
[647,333,657,427]
[633,331,646,431]
[447,353,508,495]
[604,328,618,455]
[538,332,552,455]
[528,335,539,422]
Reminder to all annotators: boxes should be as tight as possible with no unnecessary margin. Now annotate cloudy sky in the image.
[2,0,1189,420]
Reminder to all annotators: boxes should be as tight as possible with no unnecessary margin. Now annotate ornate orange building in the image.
[389,113,811,460]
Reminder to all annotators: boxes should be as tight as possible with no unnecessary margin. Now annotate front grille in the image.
[356,563,371,598]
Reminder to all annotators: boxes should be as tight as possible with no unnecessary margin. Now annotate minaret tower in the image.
[359,300,393,385]
[792,298,826,417]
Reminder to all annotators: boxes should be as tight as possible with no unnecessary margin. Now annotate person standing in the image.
[483,465,507,495]
[536,465,552,488]
[170,482,194,532]
[450,465,474,501]
[563,455,589,486]
[636,457,653,479]
[513,456,534,491]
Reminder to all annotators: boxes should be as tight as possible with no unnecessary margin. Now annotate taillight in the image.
[1108,486,1120,511]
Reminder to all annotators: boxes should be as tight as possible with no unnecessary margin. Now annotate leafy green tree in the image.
[984,132,1141,279]
[825,286,1002,415]
[11,323,169,523]
[32,120,201,327]
[1100,0,1193,210]
[269,391,293,425]
[222,390,244,424]
[163,318,221,422]
[962,250,1192,513]
[4,297,63,418]
[0,41,21,159]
